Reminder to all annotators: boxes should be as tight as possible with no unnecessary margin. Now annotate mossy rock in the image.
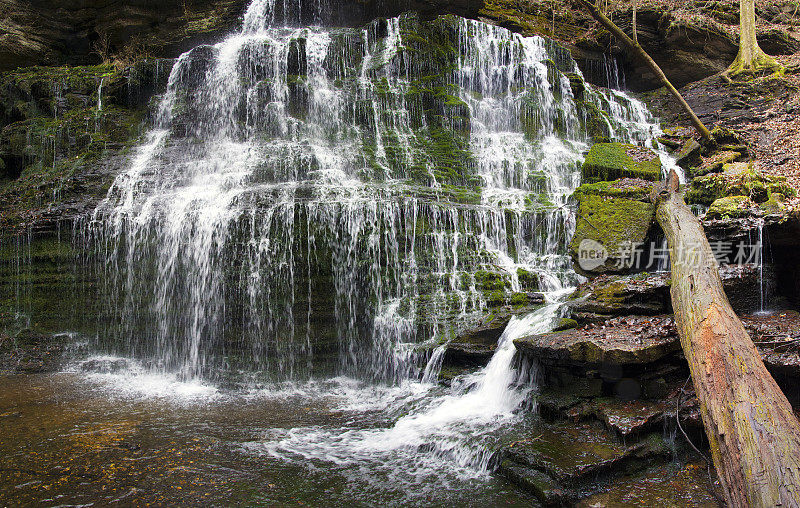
[516,268,540,291]
[569,194,656,274]
[474,269,511,291]
[553,318,578,331]
[575,99,611,143]
[673,138,702,168]
[684,162,796,206]
[706,195,753,219]
[571,178,653,202]
[689,150,740,177]
[581,143,661,183]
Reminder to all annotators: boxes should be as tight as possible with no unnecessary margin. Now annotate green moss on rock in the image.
[474,270,511,291]
[571,178,653,202]
[517,268,540,291]
[689,150,740,177]
[553,318,578,331]
[568,194,656,274]
[684,162,796,206]
[581,143,661,183]
[706,195,753,219]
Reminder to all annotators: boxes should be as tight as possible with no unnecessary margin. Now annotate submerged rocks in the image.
[580,143,661,182]
[497,421,672,505]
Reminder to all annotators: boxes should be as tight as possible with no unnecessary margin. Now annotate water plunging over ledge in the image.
[78,3,663,383]
[17,0,673,498]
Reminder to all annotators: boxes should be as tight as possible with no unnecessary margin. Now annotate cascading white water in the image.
[261,292,567,479]
[82,7,660,382]
[74,0,670,484]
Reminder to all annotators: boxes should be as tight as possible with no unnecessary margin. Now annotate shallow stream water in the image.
[0,371,541,506]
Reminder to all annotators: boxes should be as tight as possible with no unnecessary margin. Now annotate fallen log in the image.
[653,169,800,507]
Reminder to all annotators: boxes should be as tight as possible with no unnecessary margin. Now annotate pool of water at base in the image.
[0,372,540,507]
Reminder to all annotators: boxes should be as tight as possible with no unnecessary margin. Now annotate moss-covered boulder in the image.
[581,143,661,183]
[569,179,656,275]
[571,178,654,201]
[685,162,796,206]
[706,195,754,219]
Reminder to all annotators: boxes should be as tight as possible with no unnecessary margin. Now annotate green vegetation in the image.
[705,195,754,219]
[685,162,796,206]
[581,143,661,182]
[572,179,653,202]
[569,194,656,273]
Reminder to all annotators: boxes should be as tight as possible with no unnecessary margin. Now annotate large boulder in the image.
[568,179,657,275]
[581,143,662,183]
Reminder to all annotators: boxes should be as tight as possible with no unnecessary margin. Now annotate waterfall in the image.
[262,293,566,478]
[49,0,677,487]
[79,1,663,386]
[96,77,104,115]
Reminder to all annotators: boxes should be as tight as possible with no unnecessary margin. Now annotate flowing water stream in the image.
[4,0,673,502]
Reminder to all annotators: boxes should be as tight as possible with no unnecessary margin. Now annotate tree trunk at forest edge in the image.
[654,169,800,507]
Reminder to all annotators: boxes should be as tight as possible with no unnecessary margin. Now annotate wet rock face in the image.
[442,296,546,367]
[0,0,488,71]
[497,421,672,505]
[0,0,251,70]
[0,62,169,231]
[0,327,71,374]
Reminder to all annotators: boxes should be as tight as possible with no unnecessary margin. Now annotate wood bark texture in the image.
[655,170,800,507]
[727,0,781,77]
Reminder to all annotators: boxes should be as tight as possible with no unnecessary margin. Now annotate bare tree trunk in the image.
[726,0,781,78]
[576,0,711,140]
[632,0,638,44]
[654,170,800,507]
